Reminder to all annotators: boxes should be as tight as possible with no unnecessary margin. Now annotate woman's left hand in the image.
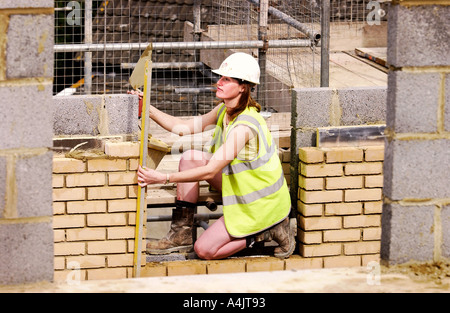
[137,165,165,187]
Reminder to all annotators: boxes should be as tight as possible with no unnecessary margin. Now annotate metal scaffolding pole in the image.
[247,0,321,43]
[320,0,330,87]
[54,39,316,53]
[84,0,92,94]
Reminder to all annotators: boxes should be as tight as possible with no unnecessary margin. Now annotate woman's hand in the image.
[137,165,166,187]
[127,89,143,100]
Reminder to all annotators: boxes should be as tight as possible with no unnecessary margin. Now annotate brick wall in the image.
[52,142,146,282]
[297,146,384,268]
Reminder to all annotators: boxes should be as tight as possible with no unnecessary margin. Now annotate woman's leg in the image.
[194,216,246,260]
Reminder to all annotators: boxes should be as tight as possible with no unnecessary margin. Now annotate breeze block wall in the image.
[297,145,384,267]
[52,142,146,282]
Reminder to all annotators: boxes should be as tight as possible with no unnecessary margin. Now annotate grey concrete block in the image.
[15,150,53,218]
[6,14,54,79]
[0,156,6,218]
[381,203,435,264]
[445,73,450,133]
[0,84,53,150]
[53,95,103,136]
[0,0,53,8]
[383,139,450,200]
[442,204,450,259]
[104,94,139,135]
[0,221,53,284]
[53,94,139,136]
[339,86,386,125]
[292,88,332,129]
[387,5,450,67]
[387,71,440,133]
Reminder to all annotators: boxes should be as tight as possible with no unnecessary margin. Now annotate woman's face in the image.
[216,76,244,106]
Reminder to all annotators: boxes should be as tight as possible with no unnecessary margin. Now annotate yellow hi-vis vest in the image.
[209,103,291,238]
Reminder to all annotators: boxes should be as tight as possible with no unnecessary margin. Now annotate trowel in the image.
[129,43,153,90]
[129,44,153,118]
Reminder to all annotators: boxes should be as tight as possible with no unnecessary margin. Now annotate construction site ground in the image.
[1,261,449,293]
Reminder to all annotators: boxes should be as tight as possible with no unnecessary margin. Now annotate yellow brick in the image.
[66,228,106,241]
[325,148,363,163]
[108,199,137,212]
[206,259,246,274]
[54,229,65,243]
[87,159,127,172]
[87,213,127,227]
[325,202,362,215]
[300,163,343,177]
[66,255,106,269]
[104,142,140,158]
[298,230,322,244]
[323,229,361,242]
[53,158,85,173]
[107,226,135,239]
[53,175,64,188]
[87,240,127,254]
[87,267,127,280]
[53,215,85,229]
[364,201,383,214]
[363,227,382,241]
[54,242,85,256]
[284,255,323,270]
[53,188,86,202]
[299,147,324,163]
[299,215,341,231]
[87,186,127,200]
[108,172,137,185]
[362,254,380,266]
[245,257,284,272]
[53,269,87,282]
[142,262,167,277]
[54,257,65,270]
[343,215,381,228]
[66,200,107,214]
[345,162,383,175]
[167,260,207,276]
[66,172,105,187]
[344,188,382,202]
[53,202,65,215]
[107,254,135,267]
[323,255,361,268]
[297,202,323,216]
[128,185,138,198]
[299,189,343,204]
[344,241,380,255]
[299,177,324,190]
[364,146,384,161]
[326,176,363,190]
[301,243,341,257]
[365,175,383,188]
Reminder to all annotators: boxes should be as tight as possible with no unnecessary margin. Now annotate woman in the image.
[133,52,294,260]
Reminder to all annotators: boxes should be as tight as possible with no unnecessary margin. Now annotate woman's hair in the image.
[224,79,261,121]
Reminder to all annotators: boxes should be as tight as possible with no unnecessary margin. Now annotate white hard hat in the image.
[212,52,260,85]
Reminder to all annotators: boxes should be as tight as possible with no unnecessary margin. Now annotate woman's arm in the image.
[137,124,255,186]
[128,89,220,136]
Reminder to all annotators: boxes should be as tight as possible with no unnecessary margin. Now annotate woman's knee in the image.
[179,150,209,171]
[194,239,214,260]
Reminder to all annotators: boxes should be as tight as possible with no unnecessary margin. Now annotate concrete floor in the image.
[1,265,449,293]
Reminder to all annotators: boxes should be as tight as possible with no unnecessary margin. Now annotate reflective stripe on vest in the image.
[214,106,290,237]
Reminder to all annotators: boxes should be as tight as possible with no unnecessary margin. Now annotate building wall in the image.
[381,1,450,264]
[53,142,146,282]
[0,0,54,284]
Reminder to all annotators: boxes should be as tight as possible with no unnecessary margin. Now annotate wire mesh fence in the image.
[53,0,389,115]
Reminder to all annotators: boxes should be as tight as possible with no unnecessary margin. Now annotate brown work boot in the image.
[255,217,295,259]
[146,205,195,255]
